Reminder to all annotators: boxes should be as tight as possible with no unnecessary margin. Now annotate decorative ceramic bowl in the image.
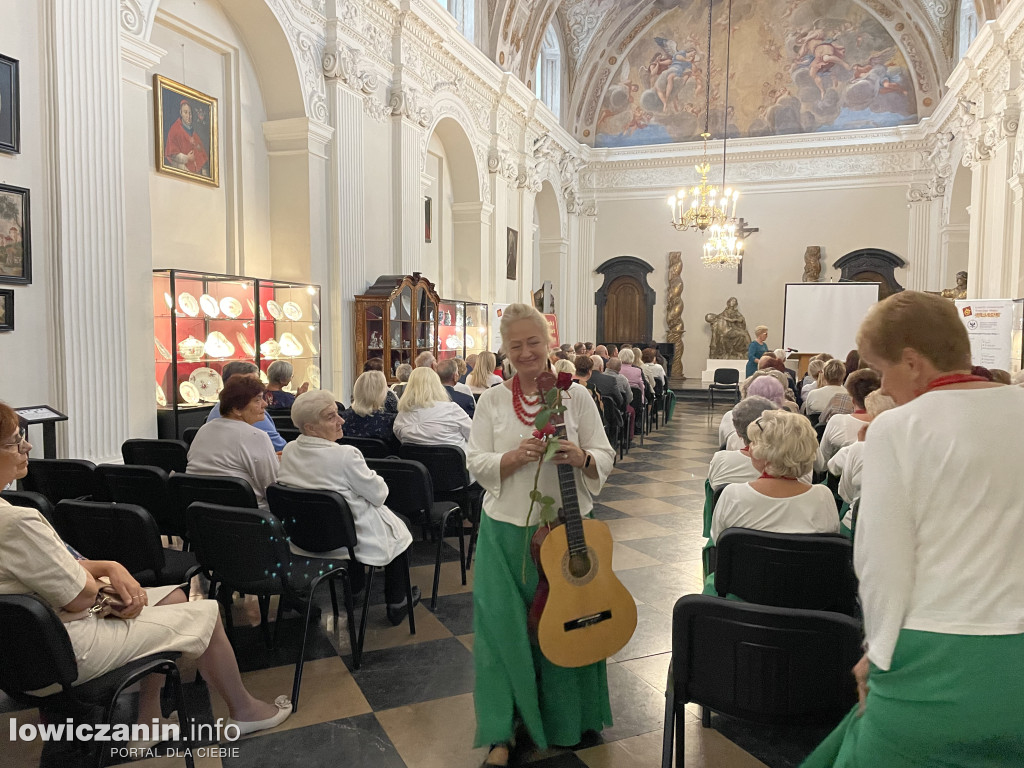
[177,335,205,361]
[260,338,280,359]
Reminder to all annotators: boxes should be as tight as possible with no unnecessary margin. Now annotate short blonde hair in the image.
[454,357,467,379]
[499,303,551,354]
[755,325,768,335]
[553,359,575,376]
[351,371,388,416]
[864,390,896,418]
[821,359,846,386]
[398,366,450,412]
[292,389,339,432]
[807,359,825,379]
[468,351,496,389]
[619,348,635,365]
[747,410,818,478]
[857,290,971,371]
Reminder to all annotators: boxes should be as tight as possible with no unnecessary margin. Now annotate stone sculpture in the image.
[803,246,822,282]
[666,251,685,381]
[705,297,751,359]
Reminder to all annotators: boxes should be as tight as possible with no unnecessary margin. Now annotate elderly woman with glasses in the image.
[278,390,419,624]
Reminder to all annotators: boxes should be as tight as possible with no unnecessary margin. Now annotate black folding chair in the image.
[661,595,862,768]
[22,459,103,505]
[97,464,185,542]
[338,436,395,459]
[54,500,201,588]
[651,380,665,430]
[187,502,358,707]
[168,473,258,518]
[713,528,858,616]
[182,427,200,447]
[0,594,195,768]
[1,489,55,525]
[278,428,301,443]
[629,387,645,445]
[600,396,624,461]
[120,438,189,475]
[707,369,741,408]
[365,458,462,610]
[398,444,482,571]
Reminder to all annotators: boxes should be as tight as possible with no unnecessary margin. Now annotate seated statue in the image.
[940,270,967,300]
[705,297,751,359]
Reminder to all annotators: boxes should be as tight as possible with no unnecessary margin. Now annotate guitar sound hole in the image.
[568,553,592,579]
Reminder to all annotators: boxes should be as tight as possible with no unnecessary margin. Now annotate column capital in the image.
[262,117,334,159]
[119,32,164,73]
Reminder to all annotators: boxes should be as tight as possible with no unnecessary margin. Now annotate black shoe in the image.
[386,586,421,625]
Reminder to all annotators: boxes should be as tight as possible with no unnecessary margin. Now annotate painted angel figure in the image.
[652,37,699,113]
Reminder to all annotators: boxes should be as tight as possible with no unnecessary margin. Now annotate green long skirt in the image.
[473,512,613,750]
[800,629,1024,768]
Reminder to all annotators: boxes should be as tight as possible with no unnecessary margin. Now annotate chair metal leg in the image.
[272,595,286,649]
[457,513,467,586]
[329,579,340,621]
[166,666,196,768]
[257,594,272,649]
[291,586,322,712]
[675,702,687,768]
[661,693,675,768]
[701,706,711,727]
[404,557,416,636]
[342,572,361,669]
[356,566,375,664]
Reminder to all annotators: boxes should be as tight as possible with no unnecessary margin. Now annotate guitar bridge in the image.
[563,610,613,632]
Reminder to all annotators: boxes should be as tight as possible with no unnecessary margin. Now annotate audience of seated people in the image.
[799,354,833,401]
[340,371,400,450]
[205,361,285,450]
[391,363,412,398]
[437,358,476,417]
[393,367,473,449]
[814,368,881,471]
[827,389,896,512]
[362,358,400,412]
[640,347,666,386]
[460,353,478,384]
[189,375,279,509]
[588,355,626,410]
[802,358,847,421]
[707,396,779,491]
[264,360,307,409]
[278,390,420,624]
[466,351,502,395]
[451,358,474,398]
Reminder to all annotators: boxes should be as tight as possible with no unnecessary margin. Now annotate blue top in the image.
[445,385,476,418]
[206,402,286,451]
[746,341,768,377]
[340,408,399,451]
[266,390,296,408]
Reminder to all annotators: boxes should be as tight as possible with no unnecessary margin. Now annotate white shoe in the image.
[126,714,180,750]
[227,695,293,736]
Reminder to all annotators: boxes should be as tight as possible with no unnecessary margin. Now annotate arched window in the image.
[435,0,474,42]
[958,0,980,60]
[534,23,561,119]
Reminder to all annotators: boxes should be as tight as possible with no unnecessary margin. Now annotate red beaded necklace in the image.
[511,375,543,426]
[925,373,990,391]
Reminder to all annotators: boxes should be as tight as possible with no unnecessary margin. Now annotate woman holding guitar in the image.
[467,304,615,768]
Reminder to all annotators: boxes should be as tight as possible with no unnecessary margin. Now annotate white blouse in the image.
[393,401,473,449]
[187,418,279,509]
[711,482,839,543]
[707,450,758,491]
[466,382,615,527]
[815,413,868,471]
[803,384,845,416]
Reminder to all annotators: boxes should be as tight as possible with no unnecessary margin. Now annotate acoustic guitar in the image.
[529,387,637,669]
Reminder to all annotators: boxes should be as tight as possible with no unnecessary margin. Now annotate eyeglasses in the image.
[2,428,29,454]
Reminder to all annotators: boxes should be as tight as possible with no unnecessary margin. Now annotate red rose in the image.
[556,372,573,391]
[532,429,543,439]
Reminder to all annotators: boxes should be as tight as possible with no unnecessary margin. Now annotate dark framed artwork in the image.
[506,227,518,281]
[424,196,432,243]
[154,75,218,186]
[0,289,12,331]
[0,183,30,285]
[0,54,18,154]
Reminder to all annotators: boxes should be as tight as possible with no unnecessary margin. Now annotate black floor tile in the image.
[520,750,590,767]
[624,535,703,565]
[593,484,647,500]
[426,591,474,636]
[229,615,342,673]
[610,603,671,662]
[710,712,836,768]
[344,637,474,710]
[602,663,667,743]
[590,503,628,520]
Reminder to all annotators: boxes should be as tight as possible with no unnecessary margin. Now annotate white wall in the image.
[593,185,912,378]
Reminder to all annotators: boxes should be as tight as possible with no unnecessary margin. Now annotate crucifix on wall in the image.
[733,218,759,285]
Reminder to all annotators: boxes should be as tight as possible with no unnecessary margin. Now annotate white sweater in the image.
[718,410,735,449]
[711,482,839,543]
[828,441,864,506]
[393,401,473,449]
[187,418,278,509]
[856,386,1024,670]
[815,413,867,472]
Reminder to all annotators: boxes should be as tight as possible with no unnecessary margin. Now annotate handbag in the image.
[59,584,134,623]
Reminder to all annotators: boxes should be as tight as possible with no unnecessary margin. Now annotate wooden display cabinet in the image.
[354,273,439,382]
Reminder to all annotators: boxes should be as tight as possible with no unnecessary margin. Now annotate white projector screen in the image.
[783,283,880,358]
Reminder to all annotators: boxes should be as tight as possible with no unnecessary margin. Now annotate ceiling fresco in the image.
[593,0,919,147]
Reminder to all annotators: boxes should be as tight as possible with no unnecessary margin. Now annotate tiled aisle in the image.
[3,403,830,768]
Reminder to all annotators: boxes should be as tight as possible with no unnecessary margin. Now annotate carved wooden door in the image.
[603,275,646,343]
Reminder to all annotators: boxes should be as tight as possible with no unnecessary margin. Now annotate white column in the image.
[490,174,509,302]
[44,0,130,460]
[393,111,424,274]
[966,157,990,299]
[452,201,494,301]
[573,209,598,342]
[905,185,942,291]
[1007,173,1024,298]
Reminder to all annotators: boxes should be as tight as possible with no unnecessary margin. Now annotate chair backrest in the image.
[398,444,470,494]
[713,368,740,385]
[364,458,434,520]
[265,484,358,555]
[0,594,79,696]
[1,490,55,525]
[278,427,301,443]
[186,502,290,594]
[814,422,828,442]
[672,595,862,725]
[54,500,165,575]
[22,459,103,504]
[182,427,200,446]
[120,438,189,475]
[96,463,183,538]
[630,386,643,410]
[168,473,259,519]
[337,436,393,459]
[714,528,858,616]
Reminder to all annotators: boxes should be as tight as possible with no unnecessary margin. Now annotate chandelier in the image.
[702,221,743,268]
[667,132,737,233]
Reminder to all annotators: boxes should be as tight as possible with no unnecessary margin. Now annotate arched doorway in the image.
[833,249,906,299]
[595,256,656,343]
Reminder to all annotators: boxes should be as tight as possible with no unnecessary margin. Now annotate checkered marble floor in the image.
[2,403,832,768]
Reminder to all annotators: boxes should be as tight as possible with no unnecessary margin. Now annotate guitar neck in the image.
[553,421,587,557]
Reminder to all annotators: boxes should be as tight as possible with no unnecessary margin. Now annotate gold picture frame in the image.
[154,75,218,187]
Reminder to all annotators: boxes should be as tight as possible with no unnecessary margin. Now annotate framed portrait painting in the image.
[0,184,30,285]
[0,54,19,154]
[154,75,218,186]
[0,289,12,331]
[506,227,518,281]
[424,196,432,243]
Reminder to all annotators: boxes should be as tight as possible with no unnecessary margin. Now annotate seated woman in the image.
[724,377,786,450]
[802,359,847,420]
[570,355,604,415]
[341,371,399,451]
[278,390,419,625]
[265,360,307,409]
[467,351,502,395]
[815,369,880,471]
[391,363,412,399]
[362,358,399,413]
[828,390,896,508]
[709,410,839,545]
[0,402,292,740]
[708,397,779,491]
[618,348,653,404]
[640,347,666,385]
[393,367,473,449]
[188,376,278,509]
[800,355,831,400]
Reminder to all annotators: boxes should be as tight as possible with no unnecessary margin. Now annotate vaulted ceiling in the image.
[482,1,987,145]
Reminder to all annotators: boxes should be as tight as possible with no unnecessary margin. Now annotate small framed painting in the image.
[0,289,13,331]
[424,196,432,243]
[154,75,218,186]
[0,54,18,154]
[506,227,518,281]
[0,183,30,285]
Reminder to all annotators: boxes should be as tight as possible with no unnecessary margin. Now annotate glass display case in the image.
[354,273,439,382]
[154,269,321,439]
[437,300,489,360]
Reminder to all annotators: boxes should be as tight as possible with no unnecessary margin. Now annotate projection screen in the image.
[782,282,880,357]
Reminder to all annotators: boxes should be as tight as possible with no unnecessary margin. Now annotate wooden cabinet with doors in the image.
[354,273,440,383]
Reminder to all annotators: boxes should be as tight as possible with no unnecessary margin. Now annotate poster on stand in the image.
[489,303,510,351]
[544,314,559,347]
[955,299,1014,370]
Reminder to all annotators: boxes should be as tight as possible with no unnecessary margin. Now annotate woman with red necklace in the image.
[466,303,614,768]
[801,291,1024,768]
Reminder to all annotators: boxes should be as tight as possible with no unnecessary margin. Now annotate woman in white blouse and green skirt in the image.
[467,304,615,768]
[801,291,1024,767]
